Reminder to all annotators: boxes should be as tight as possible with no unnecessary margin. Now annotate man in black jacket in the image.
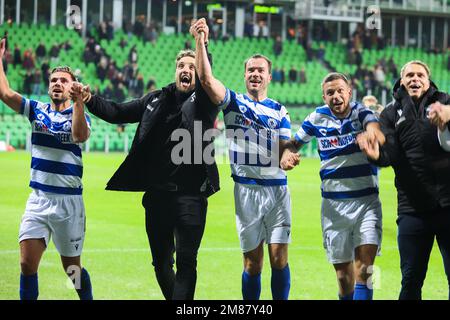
[81,40,220,299]
[357,60,450,299]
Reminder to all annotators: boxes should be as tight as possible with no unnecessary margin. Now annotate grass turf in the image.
[0,151,448,300]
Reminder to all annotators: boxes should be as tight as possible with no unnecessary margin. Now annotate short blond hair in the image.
[400,60,431,78]
[175,49,195,66]
[362,95,378,107]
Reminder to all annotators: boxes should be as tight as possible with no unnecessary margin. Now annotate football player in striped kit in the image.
[0,39,93,300]
[192,19,292,300]
[281,72,385,300]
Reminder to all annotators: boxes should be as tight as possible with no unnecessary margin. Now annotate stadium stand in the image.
[0,20,448,153]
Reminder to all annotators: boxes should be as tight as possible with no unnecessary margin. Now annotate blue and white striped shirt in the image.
[221,89,291,186]
[295,102,378,199]
[21,98,91,195]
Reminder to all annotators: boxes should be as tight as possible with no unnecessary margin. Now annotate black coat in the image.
[373,80,450,214]
[85,81,220,197]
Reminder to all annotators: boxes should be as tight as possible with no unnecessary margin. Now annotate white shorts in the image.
[321,195,382,264]
[234,183,291,253]
[19,190,86,257]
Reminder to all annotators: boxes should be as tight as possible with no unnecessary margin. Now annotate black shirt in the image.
[146,89,207,193]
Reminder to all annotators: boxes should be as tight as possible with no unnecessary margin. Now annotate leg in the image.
[20,239,46,276]
[321,198,356,299]
[242,241,264,300]
[173,223,206,300]
[333,262,355,299]
[268,243,290,300]
[61,255,81,274]
[49,195,92,300]
[143,192,176,300]
[434,208,450,300]
[266,186,291,300]
[268,243,288,269]
[397,214,434,300]
[354,244,378,300]
[19,239,45,300]
[234,184,267,300]
[60,255,92,300]
[172,195,208,300]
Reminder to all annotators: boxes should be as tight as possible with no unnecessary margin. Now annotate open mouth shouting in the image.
[179,74,192,90]
[408,83,421,92]
[52,88,63,95]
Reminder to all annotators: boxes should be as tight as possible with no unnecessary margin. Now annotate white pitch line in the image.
[0,246,399,255]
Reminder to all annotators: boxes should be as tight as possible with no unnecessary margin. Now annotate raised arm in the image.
[0,38,22,112]
[191,19,227,106]
[82,85,148,124]
[70,82,90,143]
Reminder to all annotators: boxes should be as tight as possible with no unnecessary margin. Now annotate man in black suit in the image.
[81,29,220,300]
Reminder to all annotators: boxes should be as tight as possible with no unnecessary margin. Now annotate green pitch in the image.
[0,151,448,300]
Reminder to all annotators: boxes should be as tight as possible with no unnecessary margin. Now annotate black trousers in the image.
[142,190,207,300]
[397,208,450,300]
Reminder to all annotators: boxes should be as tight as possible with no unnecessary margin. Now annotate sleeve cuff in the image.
[294,133,308,144]
[438,127,450,152]
[217,88,230,110]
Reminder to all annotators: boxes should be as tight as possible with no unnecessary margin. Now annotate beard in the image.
[176,80,194,93]
[50,95,68,106]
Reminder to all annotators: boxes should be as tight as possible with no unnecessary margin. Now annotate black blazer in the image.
[85,80,220,197]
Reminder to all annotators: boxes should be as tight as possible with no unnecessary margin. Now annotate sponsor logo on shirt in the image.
[34,121,72,143]
[351,120,362,131]
[233,114,275,140]
[239,105,247,113]
[317,133,356,151]
[63,121,72,132]
[268,118,277,129]
[235,114,253,127]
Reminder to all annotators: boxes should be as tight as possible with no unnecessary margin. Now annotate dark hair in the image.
[321,72,351,87]
[244,54,272,73]
[50,66,77,81]
[322,72,351,87]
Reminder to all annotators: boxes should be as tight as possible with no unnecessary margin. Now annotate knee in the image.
[336,271,353,288]
[355,263,372,282]
[152,256,175,272]
[401,270,424,286]
[20,259,38,276]
[401,263,426,284]
[270,254,288,270]
[175,252,198,272]
[245,259,263,276]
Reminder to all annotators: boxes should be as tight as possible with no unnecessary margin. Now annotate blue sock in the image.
[75,268,93,300]
[339,292,354,300]
[20,273,39,300]
[271,264,290,300]
[242,271,261,300]
[353,283,373,300]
